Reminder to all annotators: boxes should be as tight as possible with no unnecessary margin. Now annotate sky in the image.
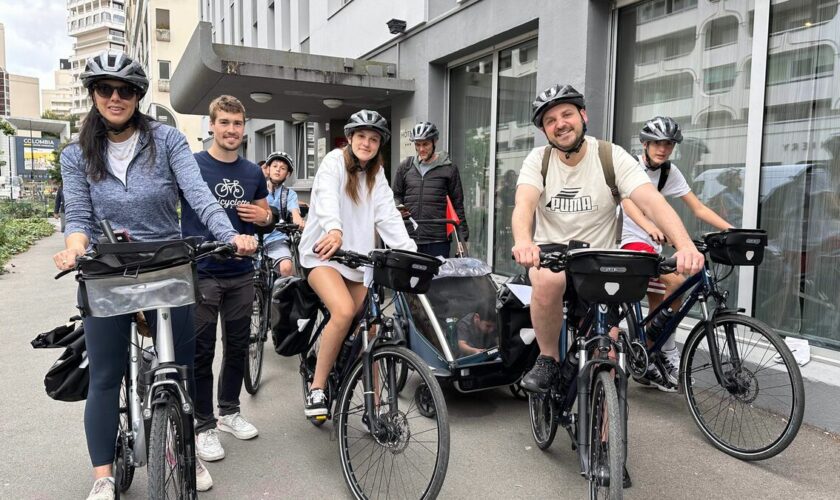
[1,0,75,90]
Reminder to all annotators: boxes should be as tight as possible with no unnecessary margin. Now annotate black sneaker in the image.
[304,388,328,417]
[520,355,560,393]
[634,359,676,393]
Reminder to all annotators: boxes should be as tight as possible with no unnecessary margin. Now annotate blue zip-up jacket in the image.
[61,122,238,244]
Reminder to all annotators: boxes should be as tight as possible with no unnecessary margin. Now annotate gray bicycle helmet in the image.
[408,122,439,142]
[80,51,149,98]
[531,84,586,129]
[639,116,683,144]
[344,110,391,144]
[265,151,295,172]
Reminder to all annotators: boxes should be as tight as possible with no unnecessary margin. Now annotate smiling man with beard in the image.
[180,95,273,470]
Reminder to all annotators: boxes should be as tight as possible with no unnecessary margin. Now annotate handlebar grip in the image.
[100,220,118,244]
[659,257,678,275]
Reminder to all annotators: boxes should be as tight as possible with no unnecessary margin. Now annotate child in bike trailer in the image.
[263,150,306,277]
[621,116,733,392]
[297,110,417,417]
[53,52,256,500]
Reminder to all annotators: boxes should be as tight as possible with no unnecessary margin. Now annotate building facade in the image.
[41,62,75,117]
[0,23,9,116]
[173,0,840,354]
[67,0,128,119]
[125,0,205,151]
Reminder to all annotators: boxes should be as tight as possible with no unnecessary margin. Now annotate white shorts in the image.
[264,240,292,262]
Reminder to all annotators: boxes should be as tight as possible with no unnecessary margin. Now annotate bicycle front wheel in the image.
[244,291,267,395]
[114,373,135,493]
[148,391,197,499]
[589,371,624,500]
[336,346,449,500]
[682,313,804,461]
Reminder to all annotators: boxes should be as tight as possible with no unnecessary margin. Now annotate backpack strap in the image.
[279,186,289,222]
[657,162,671,192]
[597,140,623,245]
[540,145,552,188]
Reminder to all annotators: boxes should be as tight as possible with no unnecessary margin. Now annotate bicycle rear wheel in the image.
[528,391,558,450]
[148,390,197,499]
[589,371,623,500]
[681,313,804,461]
[336,346,449,500]
[244,291,267,395]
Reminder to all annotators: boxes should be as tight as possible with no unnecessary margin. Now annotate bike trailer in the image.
[565,248,660,303]
[76,239,199,318]
[704,229,767,266]
[270,276,321,356]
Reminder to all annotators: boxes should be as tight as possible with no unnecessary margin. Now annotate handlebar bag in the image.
[704,229,767,266]
[566,249,660,304]
[371,249,442,294]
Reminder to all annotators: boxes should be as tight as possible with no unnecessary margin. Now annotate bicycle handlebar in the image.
[328,248,373,269]
[536,251,679,276]
[275,222,302,236]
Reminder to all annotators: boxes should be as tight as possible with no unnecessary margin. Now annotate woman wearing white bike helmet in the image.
[298,110,416,417]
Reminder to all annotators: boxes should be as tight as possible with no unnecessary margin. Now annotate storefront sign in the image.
[15,137,59,181]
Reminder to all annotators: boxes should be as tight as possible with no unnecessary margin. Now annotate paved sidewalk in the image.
[1,228,839,499]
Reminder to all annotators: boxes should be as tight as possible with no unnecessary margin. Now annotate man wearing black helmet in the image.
[512,84,704,394]
[393,121,469,257]
[263,151,305,277]
[621,117,733,391]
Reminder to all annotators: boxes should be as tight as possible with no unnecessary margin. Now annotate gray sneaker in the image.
[86,477,115,500]
[633,360,676,393]
[657,347,680,386]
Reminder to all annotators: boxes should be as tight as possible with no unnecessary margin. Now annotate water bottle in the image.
[645,307,675,340]
[337,332,356,370]
[558,348,579,390]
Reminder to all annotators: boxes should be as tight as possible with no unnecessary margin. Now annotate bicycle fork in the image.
[127,320,148,466]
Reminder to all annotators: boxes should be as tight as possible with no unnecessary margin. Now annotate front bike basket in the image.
[370,249,441,294]
[704,229,767,266]
[77,239,198,318]
[565,249,660,303]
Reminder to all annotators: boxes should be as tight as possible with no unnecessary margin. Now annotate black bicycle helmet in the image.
[531,84,586,129]
[408,122,439,142]
[265,151,295,172]
[639,116,683,144]
[80,51,149,98]
[344,110,391,144]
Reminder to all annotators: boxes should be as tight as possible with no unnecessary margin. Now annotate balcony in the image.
[158,80,170,92]
[156,29,171,42]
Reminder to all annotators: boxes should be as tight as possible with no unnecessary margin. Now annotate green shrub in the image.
[0,200,45,219]
[0,217,55,273]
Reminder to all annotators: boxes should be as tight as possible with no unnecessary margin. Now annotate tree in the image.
[0,118,15,137]
[41,110,78,134]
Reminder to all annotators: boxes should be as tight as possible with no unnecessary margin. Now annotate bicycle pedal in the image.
[314,415,328,422]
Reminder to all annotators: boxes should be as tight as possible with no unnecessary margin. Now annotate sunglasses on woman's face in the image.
[92,83,138,100]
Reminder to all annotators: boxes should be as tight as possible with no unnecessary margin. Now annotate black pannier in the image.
[371,249,441,293]
[31,319,89,402]
[704,229,767,266]
[270,276,322,356]
[496,274,539,370]
[565,249,660,303]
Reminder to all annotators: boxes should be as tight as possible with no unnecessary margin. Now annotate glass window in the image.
[754,0,840,349]
[636,28,695,64]
[703,63,737,94]
[705,16,739,49]
[638,0,697,23]
[158,60,170,80]
[156,8,170,30]
[634,73,694,105]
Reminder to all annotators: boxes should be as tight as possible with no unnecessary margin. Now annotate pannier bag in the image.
[371,249,441,293]
[565,249,660,304]
[497,274,539,369]
[704,229,767,266]
[270,276,322,356]
[77,239,198,317]
[31,319,89,402]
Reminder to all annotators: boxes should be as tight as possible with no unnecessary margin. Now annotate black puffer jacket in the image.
[392,152,469,244]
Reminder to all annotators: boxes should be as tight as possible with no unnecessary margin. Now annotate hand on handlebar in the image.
[52,246,85,271]
[230,234,257,255]
[672,245,704,275]
[511,241,541,269]
[315,229,343,260]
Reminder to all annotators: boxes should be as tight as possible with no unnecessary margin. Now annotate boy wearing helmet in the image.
[512,84,704,393]
[621,117,733,391]
[263,151,305,277]
[392,121,469,257]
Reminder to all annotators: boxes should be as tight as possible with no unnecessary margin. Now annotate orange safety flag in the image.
[445,196,460,237]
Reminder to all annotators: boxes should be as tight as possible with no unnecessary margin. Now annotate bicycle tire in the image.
[589,371,624,500]
[244,291,267,395]
[336,346,449,500]
[148,392,197,499]
[681,313,804,461]
[528,391,559,450]
[114,374,135,492]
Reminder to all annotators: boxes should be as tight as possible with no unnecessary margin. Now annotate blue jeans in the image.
[416,241,451,259]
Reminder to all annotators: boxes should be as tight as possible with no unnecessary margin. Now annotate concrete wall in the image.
[9,74,41,118]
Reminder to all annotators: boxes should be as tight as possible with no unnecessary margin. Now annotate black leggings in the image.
[82,303,196,467]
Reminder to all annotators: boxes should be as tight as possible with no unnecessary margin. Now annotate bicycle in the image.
[244,230,277,395]
[57,221,237,499]
[621,229,804,461]
[526,247,675,500]
[298,248,450,499]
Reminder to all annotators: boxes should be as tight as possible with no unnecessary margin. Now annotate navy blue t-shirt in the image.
[181,151,269,277]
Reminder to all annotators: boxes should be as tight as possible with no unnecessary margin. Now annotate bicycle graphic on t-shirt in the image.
[214,178,245,199]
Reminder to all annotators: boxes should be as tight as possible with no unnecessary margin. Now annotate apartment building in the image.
[170,0,840,355]
[41,61,75,117]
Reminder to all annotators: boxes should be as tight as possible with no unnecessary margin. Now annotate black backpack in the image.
[270,276,322,356]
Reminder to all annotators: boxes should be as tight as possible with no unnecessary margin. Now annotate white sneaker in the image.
[196,428,225,461]
[218,412,259,440]
[86,477,115,500]
[195,459,213,492]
